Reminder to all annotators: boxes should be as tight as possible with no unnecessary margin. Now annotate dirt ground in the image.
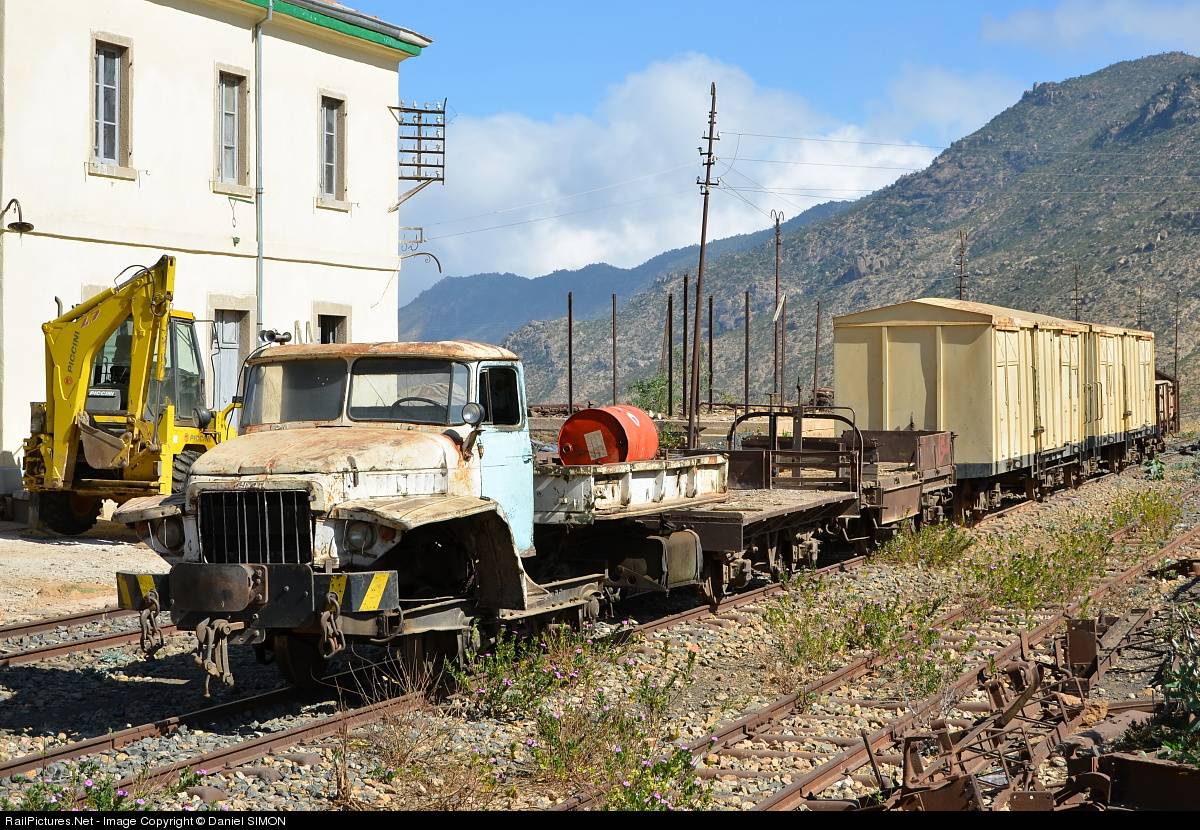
[0,519,166,624]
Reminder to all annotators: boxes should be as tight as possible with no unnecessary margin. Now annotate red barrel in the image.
[557,405,659,465]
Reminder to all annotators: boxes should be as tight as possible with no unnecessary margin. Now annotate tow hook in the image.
[137,590,165,658]
[194,618,245,697]
[319,593,346,659]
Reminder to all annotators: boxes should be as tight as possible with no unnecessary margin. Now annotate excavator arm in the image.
[31,256,175,489]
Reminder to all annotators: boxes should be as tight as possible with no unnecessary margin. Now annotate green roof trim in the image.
[242,0,423,56]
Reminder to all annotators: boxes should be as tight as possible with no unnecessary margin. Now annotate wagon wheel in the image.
[273,633,328,690]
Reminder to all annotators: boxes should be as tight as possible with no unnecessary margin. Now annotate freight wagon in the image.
[833,299,1159,518]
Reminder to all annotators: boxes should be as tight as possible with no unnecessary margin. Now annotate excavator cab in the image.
[23,256,237,535]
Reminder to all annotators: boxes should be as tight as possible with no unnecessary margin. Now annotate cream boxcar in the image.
[833,299,1157,517]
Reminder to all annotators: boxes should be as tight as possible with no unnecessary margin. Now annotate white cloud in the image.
[983,1,1200,49]
[397,53,993,302]
[872,66,1026,145]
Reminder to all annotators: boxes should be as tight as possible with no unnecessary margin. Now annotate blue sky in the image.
[343,1,1200,303]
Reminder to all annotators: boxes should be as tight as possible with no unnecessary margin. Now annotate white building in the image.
[0,0,430,487]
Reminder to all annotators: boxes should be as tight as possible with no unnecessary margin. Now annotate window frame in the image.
[345,357,471,426]
[318,93,348,204]
[215,68,249,188]
[478,364,525,429]
[89,33,133,176]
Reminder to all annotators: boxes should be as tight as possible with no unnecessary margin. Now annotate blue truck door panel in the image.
[477,362,535,555]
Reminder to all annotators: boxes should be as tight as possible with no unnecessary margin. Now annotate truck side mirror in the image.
[194,407,214,429]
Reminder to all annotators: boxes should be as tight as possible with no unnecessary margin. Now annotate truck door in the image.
[477,362,535,555]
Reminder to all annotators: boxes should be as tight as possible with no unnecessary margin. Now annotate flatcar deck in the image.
[656,488,857,553]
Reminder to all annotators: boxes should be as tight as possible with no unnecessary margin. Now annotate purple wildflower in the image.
[83,779,94,788]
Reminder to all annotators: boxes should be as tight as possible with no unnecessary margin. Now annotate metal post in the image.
[744,290,750,416]
[771,210,783,403]
[666,293,674,415]
[780,296,787,407]
[689,82,718,448]
[1175,287,1181,384]
[707,294,714,413]
[682,273,689,419]
[611,293,618,405]
[812,299,821,406]
[957,229,967,301]
[567,291,574,414]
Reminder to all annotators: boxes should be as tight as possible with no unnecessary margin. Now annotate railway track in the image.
[0,463,1173,809]
[0,607,134,641]
[552,482,1200,811]
[700,522,1200,810]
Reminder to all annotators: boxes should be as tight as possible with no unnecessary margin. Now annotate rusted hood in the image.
[191,427,459,476]
[330,494,496,531]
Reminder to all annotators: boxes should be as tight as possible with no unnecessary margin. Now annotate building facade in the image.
[0,0,428,488]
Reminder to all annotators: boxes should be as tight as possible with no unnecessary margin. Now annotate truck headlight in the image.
[345,520,376,550]
[154,516,185,552]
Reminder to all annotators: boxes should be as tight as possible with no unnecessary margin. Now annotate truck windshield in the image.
[348,358,470,425]
[243,359,347,426]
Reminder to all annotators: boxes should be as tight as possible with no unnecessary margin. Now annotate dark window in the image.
[480,366,521,426]
[348,358,469,425]
[318,314,346,344]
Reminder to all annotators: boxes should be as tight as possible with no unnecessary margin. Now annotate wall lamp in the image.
[1,199,34,233]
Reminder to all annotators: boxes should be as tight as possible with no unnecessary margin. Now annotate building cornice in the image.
[239,0,430,57]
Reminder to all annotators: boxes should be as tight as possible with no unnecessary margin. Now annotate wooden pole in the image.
[667,293,674,415]
[611,293,618,405]
[707,294,714,413]
[567,291,574,413]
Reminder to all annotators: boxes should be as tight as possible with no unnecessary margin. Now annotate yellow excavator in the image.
[22,255,236,534]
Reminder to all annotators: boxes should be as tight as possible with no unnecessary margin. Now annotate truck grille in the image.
[197,490,313,565]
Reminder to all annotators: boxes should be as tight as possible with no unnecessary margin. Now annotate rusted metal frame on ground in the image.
[0,624,179,667]
[86,691,424,802]
[0,606,133,641]
[754,522,1200,810]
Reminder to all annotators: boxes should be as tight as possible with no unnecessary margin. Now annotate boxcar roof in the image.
[834,298,1152,338]
[248,341,520,363]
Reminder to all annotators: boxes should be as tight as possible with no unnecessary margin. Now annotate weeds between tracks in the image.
[764,488,1184,698]
[356,626,708,810]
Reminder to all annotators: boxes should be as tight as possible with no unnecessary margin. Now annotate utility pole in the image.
[957,229,967,301]
[567,291,574,413]
[689,82,718,448]
[682,273,689,419]
[1136,285,1144,329]
[611,293,618,405]
[1072,264,1083,320]
[771,209,784,403]
[707,294,714,413]
[744,290,750,416]
[812,300,821,406]
[1175,287,1181,383]
[666,293,674,415]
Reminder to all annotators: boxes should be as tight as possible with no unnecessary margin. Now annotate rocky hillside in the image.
[502,53,1200,412]
[397,202,847,344]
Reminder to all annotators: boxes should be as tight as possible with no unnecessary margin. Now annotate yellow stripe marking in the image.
[360,573,390,612]
[329,574,348,606]
[117,577,131,610]
[136,574,156,599]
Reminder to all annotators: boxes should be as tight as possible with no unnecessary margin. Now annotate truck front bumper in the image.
[116,563,400,631]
